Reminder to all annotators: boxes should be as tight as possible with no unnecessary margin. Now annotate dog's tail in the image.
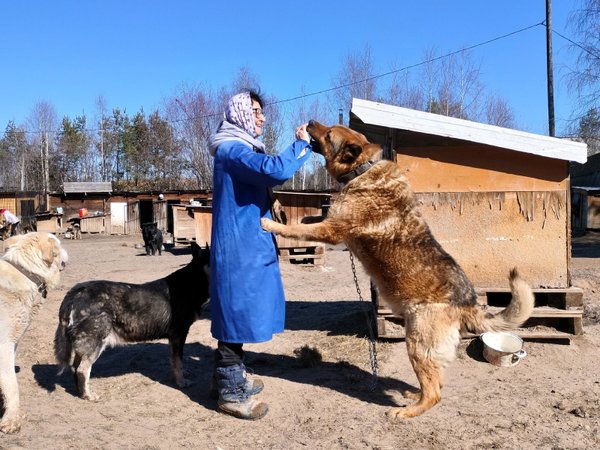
[460,268,535,334]
[54,312,74,375]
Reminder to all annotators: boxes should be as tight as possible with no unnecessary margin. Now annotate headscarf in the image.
[208,91,266,156]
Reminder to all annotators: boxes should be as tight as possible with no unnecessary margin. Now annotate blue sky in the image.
[0,1,584,136]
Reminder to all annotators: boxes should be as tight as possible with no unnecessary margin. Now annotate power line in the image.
[552,27,600,61]
[9,20,550,136]
[272,21,545,105]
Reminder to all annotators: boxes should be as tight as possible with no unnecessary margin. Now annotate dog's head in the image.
[190,241,211,296]
[307,120,381,181]
[3,232,68,288]
[141,222,158,239]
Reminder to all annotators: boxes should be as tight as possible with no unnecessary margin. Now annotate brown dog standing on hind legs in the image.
[261,120,535,419]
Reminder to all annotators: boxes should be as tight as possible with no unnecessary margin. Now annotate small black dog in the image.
[54,242,210,400]
[141,222,163,255]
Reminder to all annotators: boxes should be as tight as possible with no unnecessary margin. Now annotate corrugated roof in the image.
[63,182,112,193]
[350,98,588,164]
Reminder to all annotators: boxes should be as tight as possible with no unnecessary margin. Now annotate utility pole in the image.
[546,0,556,137]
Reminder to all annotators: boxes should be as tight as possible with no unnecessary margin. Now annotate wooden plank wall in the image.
[127,202,138,235]
[394,142,571,287]
[153,201,168,232]
[274,192,329,249]
[80,215,110,234]
[49,197,106,219]
[193,207,212,245]
[172,206,196,242]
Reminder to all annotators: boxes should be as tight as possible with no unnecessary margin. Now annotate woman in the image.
[0,209,20,237]
[208,89,311,419]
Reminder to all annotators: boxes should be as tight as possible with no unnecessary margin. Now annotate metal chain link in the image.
[349,251,378,391]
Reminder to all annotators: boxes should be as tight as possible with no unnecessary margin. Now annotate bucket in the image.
[480,331,526,367]
[78,208,89,218]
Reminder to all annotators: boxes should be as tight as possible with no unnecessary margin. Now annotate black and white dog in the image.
[54,242,210,401]
[141,222,163,256]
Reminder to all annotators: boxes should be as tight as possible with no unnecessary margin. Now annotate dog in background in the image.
[65,223,82,240]
[262,120,535,419]
[141,222,163,256]
[54,242,210,401]
[0,232,68,433]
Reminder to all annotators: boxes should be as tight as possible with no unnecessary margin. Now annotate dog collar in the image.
[337,161,375,184]
[6,260,48,298]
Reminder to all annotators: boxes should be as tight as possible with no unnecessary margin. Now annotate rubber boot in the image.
[214,364,268,420]
[209,364,264,399]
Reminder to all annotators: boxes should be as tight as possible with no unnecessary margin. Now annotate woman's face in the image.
[251,100,266,137]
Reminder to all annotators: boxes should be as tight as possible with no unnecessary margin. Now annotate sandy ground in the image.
[1,232,600,450]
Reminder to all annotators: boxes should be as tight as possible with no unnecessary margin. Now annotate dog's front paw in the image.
[175,370,193,388]
[0,415,22,434]
[261,217,278,233]
[81,391,100,402]
[176,377,193,388]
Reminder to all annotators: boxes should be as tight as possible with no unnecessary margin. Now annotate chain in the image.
[349,251,378,391]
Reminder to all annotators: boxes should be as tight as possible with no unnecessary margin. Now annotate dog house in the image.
[349,98,588,338]
[272,191,331,265]
[571,187,600,232]
[570,152,600,233]
[171,192,330,265]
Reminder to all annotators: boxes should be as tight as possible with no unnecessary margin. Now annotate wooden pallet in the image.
[278,246,325,265]
[375,287,584,341]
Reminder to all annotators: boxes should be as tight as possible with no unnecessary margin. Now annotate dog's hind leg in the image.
[0,342,21,434]
[387,338,443,419]
[72,344,106,402]
[387,307,459,419]
[73,352,101,401]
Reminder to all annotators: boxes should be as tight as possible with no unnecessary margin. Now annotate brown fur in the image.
[262,121,535,418]
[0,232,68,433]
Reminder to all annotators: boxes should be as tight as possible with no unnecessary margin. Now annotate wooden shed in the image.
[170,192,330,265]
[0,191,39,228]
[571,187,600,232]
[570,152,600,233]
[50,186,211,237]
[272,191,331,265]
[349,98,588,338]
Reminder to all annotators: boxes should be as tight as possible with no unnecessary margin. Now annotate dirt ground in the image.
[1,231,600,450]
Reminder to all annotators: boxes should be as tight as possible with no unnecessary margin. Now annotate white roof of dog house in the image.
[350,98,588,164]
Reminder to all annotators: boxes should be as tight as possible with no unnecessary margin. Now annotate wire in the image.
[9,20,555,135]
[552,28,600,61]
[272,21,545,105]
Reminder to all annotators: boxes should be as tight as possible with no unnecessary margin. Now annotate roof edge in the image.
[351,98,588,164]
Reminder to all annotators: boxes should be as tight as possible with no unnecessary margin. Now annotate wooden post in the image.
[546,0,555,137]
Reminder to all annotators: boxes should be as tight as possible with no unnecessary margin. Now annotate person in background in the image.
[208,89,312,420]
[0,209,20,236]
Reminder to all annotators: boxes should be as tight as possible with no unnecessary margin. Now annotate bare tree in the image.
[485,95,515,128]
[453,50,484,119]
[568,0,600,114]
[27,101,57,199]
[95,96,109,181]
[331,45,378,115]
[166,84,220,189]
[386,70,426,110]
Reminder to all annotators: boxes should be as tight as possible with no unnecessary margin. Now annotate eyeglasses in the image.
[252,108,265,118]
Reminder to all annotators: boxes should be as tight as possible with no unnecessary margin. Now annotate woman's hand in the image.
[295,123,310,143]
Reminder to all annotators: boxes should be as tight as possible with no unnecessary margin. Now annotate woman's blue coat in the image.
[210,139,311,343]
